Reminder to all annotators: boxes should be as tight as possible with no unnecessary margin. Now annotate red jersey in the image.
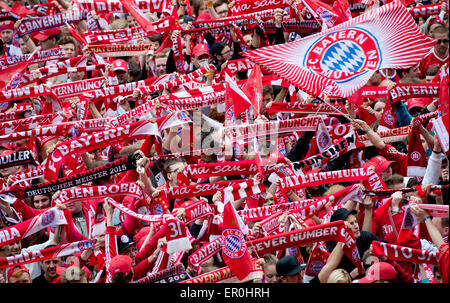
[418,48,449,78]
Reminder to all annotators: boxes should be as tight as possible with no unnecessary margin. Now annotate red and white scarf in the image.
[0,110,33,123]
[44,120,159,180]
[279,168,379,191]
[188,236,224,276]
[84,17,176,44]
[0,85,57,104]
[0,207,66,247]
[266,102,347,116]
[0,46,67,70]
[247,221,363,272]
[53,182,144,205]
[185,160,280,179]
[0,240,95,269]
[359,125,412,147]
[51,77,106,99]
[182,259,263,283]
[0,112,64,135]
[360,83,440,102]
[77,0,170,13]
[372,241,439,265]
[88,43,155,57]
[16,10,87,37]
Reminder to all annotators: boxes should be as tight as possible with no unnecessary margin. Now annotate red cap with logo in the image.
[0,20,14,31]
[109,255,133,275]
[357,262,396,283]
[192,44,211,57]
[112,59,128,72]
[366,155,393,175]
[7,265,30,281]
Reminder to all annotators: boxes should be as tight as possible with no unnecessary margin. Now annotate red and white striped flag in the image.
[242,1,435,98]
[432,113,449,156]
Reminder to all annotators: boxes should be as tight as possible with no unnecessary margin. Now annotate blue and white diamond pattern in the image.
[321,41,366,73]
[225,235,241,252]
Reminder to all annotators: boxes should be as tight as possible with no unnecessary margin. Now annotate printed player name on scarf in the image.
[53,182,144,205]
[84,17,176,44]
[133,263,187,283]
[51,77,106,99]
[44,120,158,179]
[229,0,290,15]
[87,43,154,57]
[0,240,95,269]
[0,112,63,135]
[0,207,66,247]
[0,47,66,69]
[17,10,87,36]
[182,259,263,283]
[279,168,377,190]
[185,160,280,178]
[228,116,323,141]
[372,241,439,265]
[287,131,359,172]
[359,125,412,146]
[24,155,140,198]
[8,165,44,184]
[0,150,33,169]
[0,85,56,103]
[0,110,33,123]
[78,0,170,13]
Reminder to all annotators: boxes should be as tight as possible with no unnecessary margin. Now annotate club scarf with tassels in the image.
[0,240,96,269]
[371,241,439,265]
[0,207,67,247]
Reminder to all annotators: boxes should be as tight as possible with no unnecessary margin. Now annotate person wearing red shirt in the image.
[418,25,449,79]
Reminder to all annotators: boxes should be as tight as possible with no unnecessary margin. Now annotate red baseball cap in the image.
[112,59,128,72]
[191,44,211,58]
[357,262,396,283]
[407,98,431,111]
[31,27,60,41]
[109,255,133,275]
[0,20,14,31]
[7,265,30,282]
[367,155,393,175]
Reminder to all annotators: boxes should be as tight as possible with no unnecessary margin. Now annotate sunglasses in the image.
[436,39,449,44]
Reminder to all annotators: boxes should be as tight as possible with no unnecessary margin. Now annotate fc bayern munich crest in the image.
[318,132,330,149]
[383,109,395,126]
[304,28,381,83]
[411,151,421,161]
[222,228,247,259]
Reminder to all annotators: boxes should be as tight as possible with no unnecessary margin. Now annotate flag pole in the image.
[315,96,352,122]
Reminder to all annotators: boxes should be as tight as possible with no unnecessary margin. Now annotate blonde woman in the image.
[327,269,352,283]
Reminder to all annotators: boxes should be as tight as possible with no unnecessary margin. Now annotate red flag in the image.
[301,0,344,28]
[304,242,330,278]
[0,1,37,18]
[0,50,37,91]
[347,88,363,105]
[378,96,396,132]
[242,64,263,117]
[225,73,252,119]
[221,190,253,281]
[333,0,351,22]
[120,0,156,33]
[356,105,377,126]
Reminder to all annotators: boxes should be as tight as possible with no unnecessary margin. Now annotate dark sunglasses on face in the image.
[436,39,449,44]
